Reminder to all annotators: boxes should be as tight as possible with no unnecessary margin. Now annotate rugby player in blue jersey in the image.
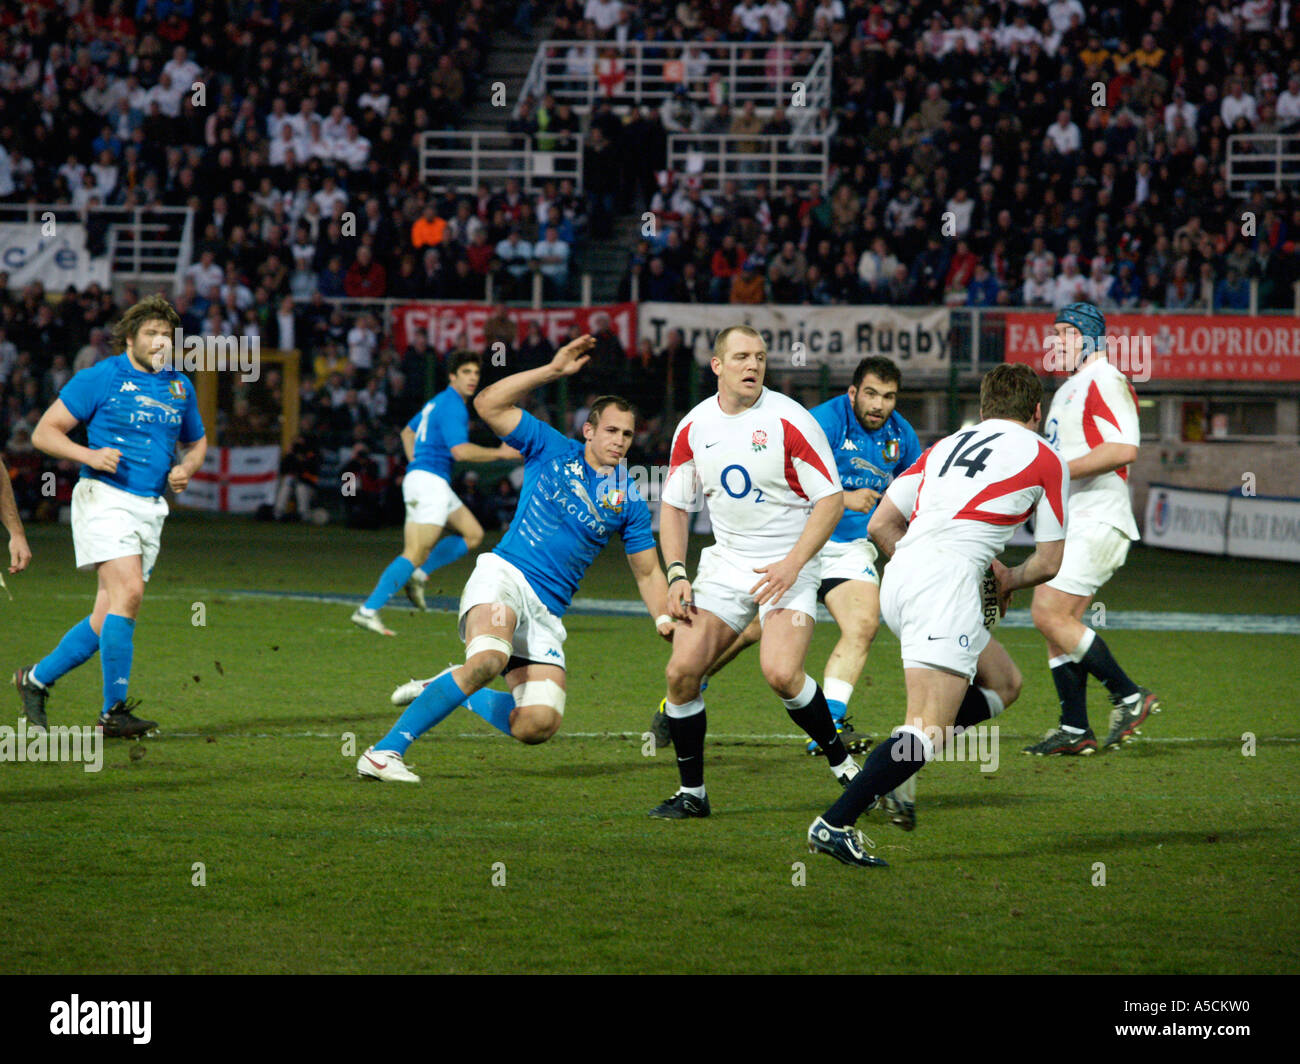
[357,334,674,782]
[13,296,206,737]
[351,350,520,636]
[649,359,920,776]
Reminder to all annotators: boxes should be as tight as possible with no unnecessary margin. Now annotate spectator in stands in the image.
[966,264,1001,307]
[518,320,555,372]
[710,233,747,302]
[346,314,379,378]
[532,225,571,299]
[1053,256,1091,307]
[730,256,766,304]
[767,241,807,302]
[1214,268,1251,311]
[344,246,387,298]
[495,227,534,300]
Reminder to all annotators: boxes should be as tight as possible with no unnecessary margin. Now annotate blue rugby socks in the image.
[32,616,101,687]
[417,535,468,579]
[99,614,135,715]
[363,556,416,612]
[375,670,468,755]
[465,687,515,737]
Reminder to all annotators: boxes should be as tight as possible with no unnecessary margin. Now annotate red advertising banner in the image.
[392,302,637,355]
[1003,312,1300,381]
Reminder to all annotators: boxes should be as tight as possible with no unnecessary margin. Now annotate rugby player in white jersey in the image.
[808,363,1069,867]
[1026,302,1160,755]
[648,325,853,819]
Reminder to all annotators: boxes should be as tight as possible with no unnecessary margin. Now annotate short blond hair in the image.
[712,324,765,363]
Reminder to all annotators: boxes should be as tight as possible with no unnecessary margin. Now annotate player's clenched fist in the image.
[550,333,596,376]
[990,557,1015,615]
[665,559,694,621]
[843,488,881,513]
[8,532,31,574]
[168,464,192,493]
[88,447,121,473]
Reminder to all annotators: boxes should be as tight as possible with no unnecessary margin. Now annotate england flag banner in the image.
[184,446,280,513]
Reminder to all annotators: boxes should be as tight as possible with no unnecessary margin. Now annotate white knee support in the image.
[513,680,566,717]
[465,635,512,662]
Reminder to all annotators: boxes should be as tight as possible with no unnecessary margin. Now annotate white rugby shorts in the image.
[816,537,880,588]
[458,551,567,670]
[1046,520,1132,598]
[880,550,989,681]
[403,469,464,526]
[690,544,821,633]
[71,478,168,581]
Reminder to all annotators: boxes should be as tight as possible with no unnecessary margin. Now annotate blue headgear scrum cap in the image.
[1055,301,1106,339]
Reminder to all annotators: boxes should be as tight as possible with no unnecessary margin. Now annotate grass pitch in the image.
[1,516,1298,974]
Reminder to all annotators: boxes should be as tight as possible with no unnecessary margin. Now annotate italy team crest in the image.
[883,439,899,463]
[599,488,626,513]
[751,429,767,452]
[168,380,187,400]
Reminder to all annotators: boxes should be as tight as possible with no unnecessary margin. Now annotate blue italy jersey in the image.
[59,353,204,498]
[495,411,655,617]
[811,395,921,543]
[406,387,469,482]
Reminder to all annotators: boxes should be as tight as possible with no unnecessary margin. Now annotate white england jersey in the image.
[884,418,1069,571]
[1043,356,1140,539]
[662,387,842,562]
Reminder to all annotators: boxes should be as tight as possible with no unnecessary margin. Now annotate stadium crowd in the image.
[2,0,1299,526]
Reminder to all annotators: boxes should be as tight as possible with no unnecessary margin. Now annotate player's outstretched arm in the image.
[0,457,31,574]
[32,400,120,472]
[867,493,909,559]
[450,441,522,462]
[627,547,674,640]
[1067,441,1137,480]
[474,333,596,439]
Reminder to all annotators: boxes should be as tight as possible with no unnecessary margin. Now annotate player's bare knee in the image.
[762,665,802,698]
[463,527,484,550]
[849,616,879,645]
[114,583,144,616]
[665,657,704,694]
[1002,666,1023,708]
[510,705,560,744]
[463,651,507,687]
[1030,597,1061,636]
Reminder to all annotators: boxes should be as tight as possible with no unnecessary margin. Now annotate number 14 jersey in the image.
[884,418,1071,571]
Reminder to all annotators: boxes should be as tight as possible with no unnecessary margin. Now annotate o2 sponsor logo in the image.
[720,464,766,503]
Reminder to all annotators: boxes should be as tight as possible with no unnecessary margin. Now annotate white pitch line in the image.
[157,731,1299,743]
